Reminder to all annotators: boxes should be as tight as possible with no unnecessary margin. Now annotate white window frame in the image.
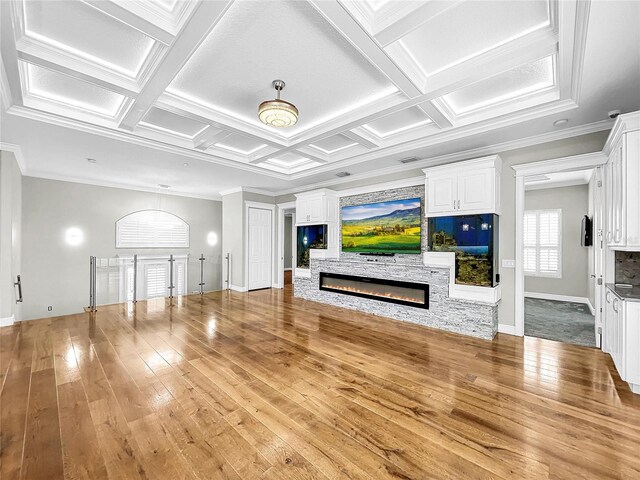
[523,208,562,278]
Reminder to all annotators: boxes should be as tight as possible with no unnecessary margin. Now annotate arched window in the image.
[116,210,189,248]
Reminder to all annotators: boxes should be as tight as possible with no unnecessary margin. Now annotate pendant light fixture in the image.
[258,80,298,127]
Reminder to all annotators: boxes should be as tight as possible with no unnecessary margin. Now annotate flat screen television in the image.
[341,198,421,254]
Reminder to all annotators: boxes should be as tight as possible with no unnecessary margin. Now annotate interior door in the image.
[248,207,273,290]
[427,173,457,213]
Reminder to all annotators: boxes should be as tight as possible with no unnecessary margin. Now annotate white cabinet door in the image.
[427,173,457,214]
[611,296,625,378]
[614,138,626,247]
[308,197,324,223]
[248,208,272,290]
[296,199,310,223]
[605,159,614,245]
[457,168,493,212]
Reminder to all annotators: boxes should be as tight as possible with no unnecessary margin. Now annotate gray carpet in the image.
[524,298,596,347]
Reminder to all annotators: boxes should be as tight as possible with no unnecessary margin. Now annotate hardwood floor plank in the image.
[21,368,64,480]
[3,287,640,479]
[58,380,109,479]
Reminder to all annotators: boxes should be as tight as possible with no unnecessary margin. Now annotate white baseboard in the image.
[284,268,292,271]
[498,323,516,335]
[525,291,593,308]
[0,315,15,327]
[587,300,595,316]
[229,284,248,292]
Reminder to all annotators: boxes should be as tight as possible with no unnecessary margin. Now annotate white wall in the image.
[524,184,590,298]
[21,177,222,321]
[0,151,23,323]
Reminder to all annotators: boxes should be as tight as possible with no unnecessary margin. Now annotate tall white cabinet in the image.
[604,113,640,249]
[423,156,502,217]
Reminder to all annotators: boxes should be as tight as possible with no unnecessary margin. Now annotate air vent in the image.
[336,171,351,177]
[400,156,419,164]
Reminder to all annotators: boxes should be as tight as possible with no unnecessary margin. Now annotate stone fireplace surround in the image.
[293,185,499,340]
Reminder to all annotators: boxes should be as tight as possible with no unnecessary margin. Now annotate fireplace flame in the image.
[322,283,424,304]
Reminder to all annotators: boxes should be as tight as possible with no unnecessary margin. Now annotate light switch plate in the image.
[502,259,516,268]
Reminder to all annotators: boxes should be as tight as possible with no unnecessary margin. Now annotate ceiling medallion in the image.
[258,80,298,127]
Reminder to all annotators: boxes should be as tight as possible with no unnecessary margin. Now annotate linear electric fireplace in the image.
[319,272,429,309]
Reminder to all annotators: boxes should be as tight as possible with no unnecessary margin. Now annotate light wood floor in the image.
[1,287,640,480]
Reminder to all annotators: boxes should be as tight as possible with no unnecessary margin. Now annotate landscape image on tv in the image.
[342,198,421,254]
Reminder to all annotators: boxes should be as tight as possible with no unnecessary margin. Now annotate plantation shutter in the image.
[523,209,561,277]
[146,264,168,298]
[116,210,189,248]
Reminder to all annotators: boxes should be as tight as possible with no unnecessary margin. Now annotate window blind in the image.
[523,209,561,277]
[116,210,189,248]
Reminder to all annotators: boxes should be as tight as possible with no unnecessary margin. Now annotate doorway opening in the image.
[520,163,603,347]
[277,201,296,290]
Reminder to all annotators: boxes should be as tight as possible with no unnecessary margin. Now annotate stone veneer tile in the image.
[615,251,640,285]
[295,258,498,340]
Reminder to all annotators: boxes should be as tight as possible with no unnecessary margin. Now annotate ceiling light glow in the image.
[258,80,298,128]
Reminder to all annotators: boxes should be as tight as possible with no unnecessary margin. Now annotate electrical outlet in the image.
[47,306,53,311]
[502,259,516,268]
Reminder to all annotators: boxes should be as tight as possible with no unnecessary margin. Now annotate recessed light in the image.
[183,163,189,167]
[158,184,170,189]
[553,119,569,127]
[87,158,97,163]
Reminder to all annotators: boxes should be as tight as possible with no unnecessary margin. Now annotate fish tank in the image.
[297,224,327,269]
[428,214,499,287]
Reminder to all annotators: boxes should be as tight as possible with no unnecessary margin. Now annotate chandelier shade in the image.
[258,80,298,127]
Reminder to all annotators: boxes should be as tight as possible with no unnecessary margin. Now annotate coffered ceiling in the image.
[1,0,639,197]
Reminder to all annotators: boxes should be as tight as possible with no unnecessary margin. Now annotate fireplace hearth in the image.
[319,272,429,309]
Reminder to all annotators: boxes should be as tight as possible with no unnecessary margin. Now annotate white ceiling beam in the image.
[0,1,23,106]
[417,101,453,129]
[85,1,175,46]
[119,0,234,131]
[308,0,421,98]
[342,129,379,149]
[16,51,138,98]
[193,127,231,151]
[374,1,463,47]
[558,0,590,103]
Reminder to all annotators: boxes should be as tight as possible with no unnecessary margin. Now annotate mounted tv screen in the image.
[341,198,421,254]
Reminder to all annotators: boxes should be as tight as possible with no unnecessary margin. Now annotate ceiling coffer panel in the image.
[310,134,358,154]
[166,0,396,135]
[363,106,432,138]
[441,56,556,115]
[390,0,551,77]
[21,62,127,117]
[21,0,157,77]
[215,133,268,155]
[140,107,209,138]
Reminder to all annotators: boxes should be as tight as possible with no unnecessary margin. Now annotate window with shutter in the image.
[116,210,189,248]
[523,209,562,278]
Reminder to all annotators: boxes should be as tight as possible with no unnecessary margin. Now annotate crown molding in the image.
[23,169,222,201]
[219,186,276,197]
[512,151,607,176]
[6,105,290,180]
[0,142,27,174]
[275,118,613,195]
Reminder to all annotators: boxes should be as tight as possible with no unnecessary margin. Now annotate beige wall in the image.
[0,151,23,322]
[524,184,590,299]
[21,177,222,321]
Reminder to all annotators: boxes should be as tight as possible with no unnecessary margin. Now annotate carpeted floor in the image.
[524,297,596,347]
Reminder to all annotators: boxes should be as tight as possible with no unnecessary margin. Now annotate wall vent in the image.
[399,156,419,164]
[336,171,351,177]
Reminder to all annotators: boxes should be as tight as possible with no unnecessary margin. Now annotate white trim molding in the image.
[512,151,607,336]
[0,315,15,327]
[498,323,516,336]
[229,284,248,293]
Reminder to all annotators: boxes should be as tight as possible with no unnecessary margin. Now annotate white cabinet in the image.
[604,287,640,394]
[295,189,338,224]
[604,112,640,250]
[423,156,501,217]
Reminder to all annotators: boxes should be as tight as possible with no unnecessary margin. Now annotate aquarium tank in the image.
[427,214,499,287]
[297,224,327,269]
